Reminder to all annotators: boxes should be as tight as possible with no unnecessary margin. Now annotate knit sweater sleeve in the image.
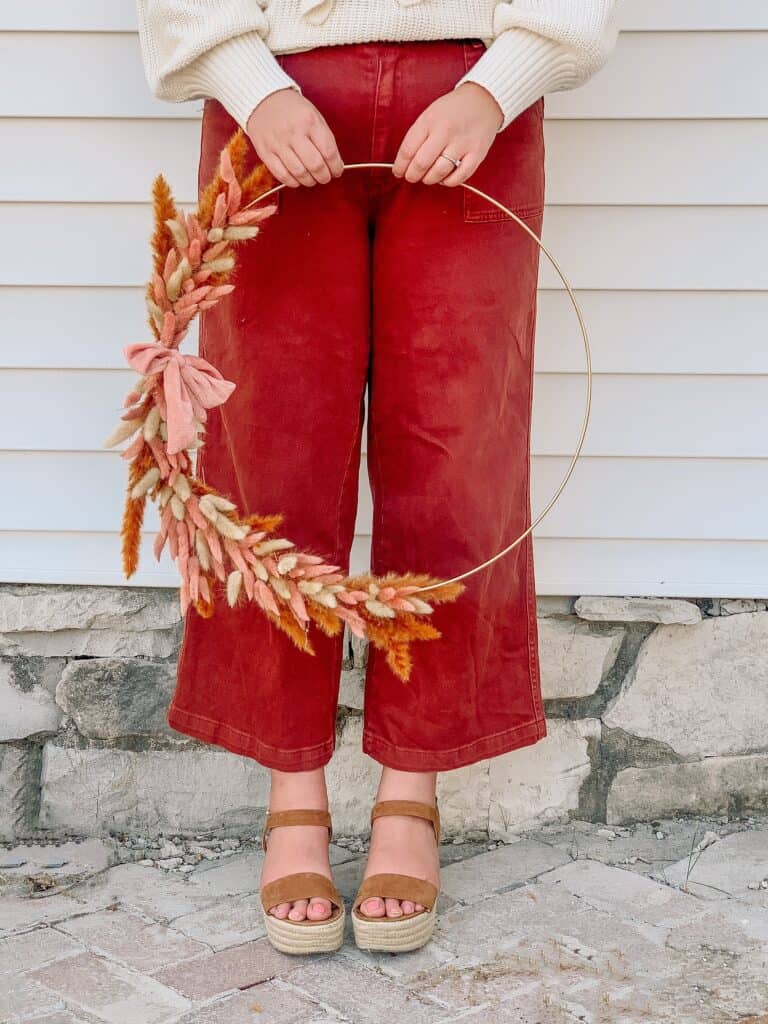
[456,1,623,132]
[134,0,302,130]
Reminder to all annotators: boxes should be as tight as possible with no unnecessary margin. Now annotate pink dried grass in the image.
[105,129,464,681]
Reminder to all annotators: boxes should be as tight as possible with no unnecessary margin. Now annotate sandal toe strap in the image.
[260,871,342,914]
[353,873,439,912]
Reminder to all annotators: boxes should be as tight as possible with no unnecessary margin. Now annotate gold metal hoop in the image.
[242,163,592,593]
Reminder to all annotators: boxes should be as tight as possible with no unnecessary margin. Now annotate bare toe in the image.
[401,900,416,915]
[415,903,425,912]
[307,897,332,921]
[288,898,309,921]
[361,897,386,918]
[270,902,291,919]
[385,898,403,918]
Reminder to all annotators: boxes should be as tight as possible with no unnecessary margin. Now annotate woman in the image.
[135,0,621,954]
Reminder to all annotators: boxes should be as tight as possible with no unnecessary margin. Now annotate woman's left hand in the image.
[392,82,504,186]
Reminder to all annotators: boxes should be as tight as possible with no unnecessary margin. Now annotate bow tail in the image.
[163,359,197,455]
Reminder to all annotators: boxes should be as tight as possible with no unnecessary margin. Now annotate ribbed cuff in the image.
[185,31,302,131]
[454,27,579,132]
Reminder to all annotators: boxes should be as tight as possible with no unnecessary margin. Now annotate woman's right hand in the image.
[246,88,344,187]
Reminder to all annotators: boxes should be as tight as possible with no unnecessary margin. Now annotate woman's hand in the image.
[392,82,504,186]
[246,88,344,187]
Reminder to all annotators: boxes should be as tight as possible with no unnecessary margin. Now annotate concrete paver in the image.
[2,818,767,1024]
[66,863,221,922]
[541,859,707,927]
[174,979,331,1023]
[28,951,191,1024]
[151,937,302,1000]
[0,839,115,896]
[0,925,84,976]
[0,974,66,1021]
[167,893,266,951]
[57,909,209,972]
[285,956,450,1022]
[661,829,768,901]
[439,838,570,903]
[0,892,91,937]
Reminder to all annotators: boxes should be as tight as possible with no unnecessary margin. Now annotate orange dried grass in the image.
[109,129,466,681]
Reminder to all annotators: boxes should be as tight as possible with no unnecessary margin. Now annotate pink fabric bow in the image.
[124,342,236,455]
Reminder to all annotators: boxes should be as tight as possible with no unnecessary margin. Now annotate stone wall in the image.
[1,584,766,842]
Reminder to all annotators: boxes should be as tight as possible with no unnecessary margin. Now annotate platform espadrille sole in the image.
[351,904,436,952]
[263,906,345,954]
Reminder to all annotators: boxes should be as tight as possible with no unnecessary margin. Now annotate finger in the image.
[309,120,345,177]
[392,120,429,178]
[438,151,482,188]
[291,135,334,185]
[280,147,318,187]
[262,153,301,189]
[422,146,467,186]
[403,133,452,184]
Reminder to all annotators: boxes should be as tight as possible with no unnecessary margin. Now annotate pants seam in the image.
[167,701,335,768]
[362,718,547,771]
[524,259,545,723]
[370,53,383,165]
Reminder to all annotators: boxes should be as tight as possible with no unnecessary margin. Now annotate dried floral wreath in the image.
[104,129,464,683]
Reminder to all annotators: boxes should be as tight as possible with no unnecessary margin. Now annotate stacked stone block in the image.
[0,584,766,841]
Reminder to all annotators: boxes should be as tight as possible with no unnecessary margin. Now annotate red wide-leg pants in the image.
[168,38,547,772]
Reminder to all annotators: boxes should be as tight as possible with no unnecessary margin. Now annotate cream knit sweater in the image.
[135,0,622,133]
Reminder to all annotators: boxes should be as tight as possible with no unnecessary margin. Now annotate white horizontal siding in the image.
[4,452,767,542]
[2,33,768,120]
[5,1,768,33]
[1,532,764,598]
[0,288,199,369]
[544,32,768,119]
[1,289,766,375]
[3,204,767,291]
[620,2,768,32]
[3,371,767,460]
[0,10,765,596]
[4,118,767,205]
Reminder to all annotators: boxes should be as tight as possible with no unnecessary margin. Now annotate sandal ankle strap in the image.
[261,808,333,852]
[370,799,440,845]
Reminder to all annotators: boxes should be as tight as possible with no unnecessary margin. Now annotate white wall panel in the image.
[1,453,765,544]
[2,288,765,375]
[2,33,767,120]
[0,288,198,369]
[2,531,764,598]
[621,2,768,32]
[7,1,768,33]
[5,119,767,206]
[0,13,765,595]
[3,370,767,460]
[4,204,767,291]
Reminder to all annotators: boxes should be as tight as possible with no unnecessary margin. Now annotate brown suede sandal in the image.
[260,808,345,955]
[351,799,441,953]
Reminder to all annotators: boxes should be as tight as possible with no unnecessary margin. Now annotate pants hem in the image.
[166,701,335,771]
[361,717,548,772]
